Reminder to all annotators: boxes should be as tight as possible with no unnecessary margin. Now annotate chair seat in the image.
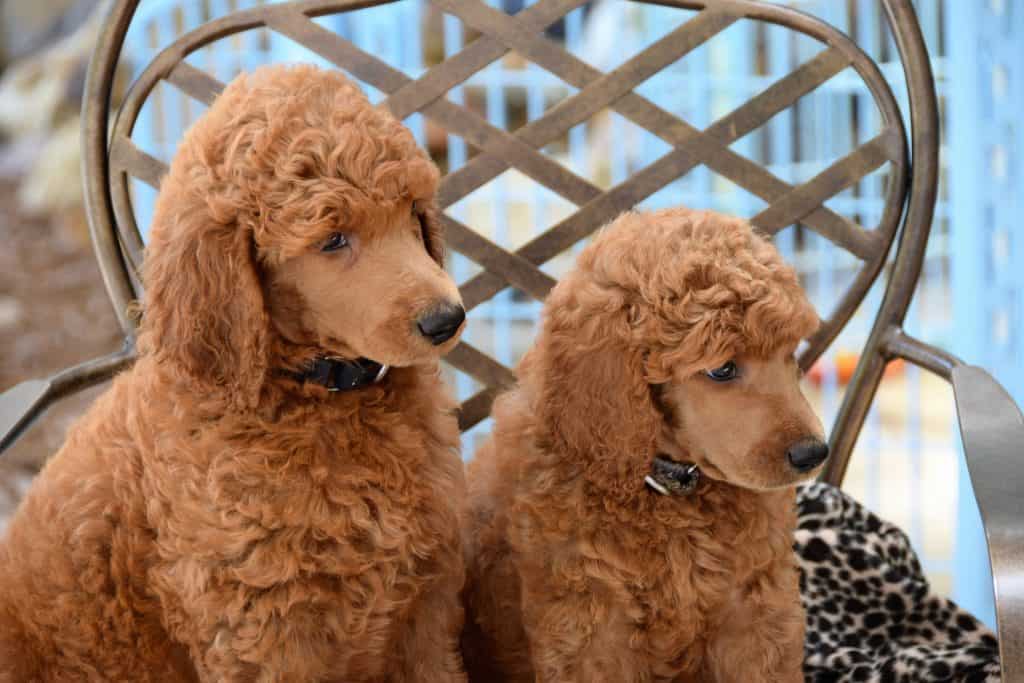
[796,483,1000,682]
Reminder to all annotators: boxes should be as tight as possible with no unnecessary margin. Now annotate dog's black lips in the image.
[646,454,701,496]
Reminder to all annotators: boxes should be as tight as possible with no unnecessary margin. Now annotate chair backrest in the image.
[81,0,941,484]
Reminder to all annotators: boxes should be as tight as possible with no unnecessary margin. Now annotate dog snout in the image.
[786,437,829,473]
[417,302,466,346]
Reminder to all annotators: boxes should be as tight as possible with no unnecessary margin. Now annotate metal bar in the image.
[0,343,136,455]
[753,130,899,256]
[952,365,1024,683]
[875,0,941,325]
[166,61,223,105]
[445,343,517,392]
[82,0,143,332]
[110,137,167,189]
[823,0,939,486]
[800,261,874,371]
[457,386,502,432]
[440,216,557,301]
[881,327,963,382]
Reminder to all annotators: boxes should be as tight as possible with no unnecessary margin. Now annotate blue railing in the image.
[946,0,1021,629]
[122,0,1003,624]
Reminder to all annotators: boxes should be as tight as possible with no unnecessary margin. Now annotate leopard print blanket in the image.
[796,483,1001,682]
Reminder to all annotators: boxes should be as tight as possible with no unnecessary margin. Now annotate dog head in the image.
[531,208,825,496]
[140,65,462,407]
[654,346,827,491]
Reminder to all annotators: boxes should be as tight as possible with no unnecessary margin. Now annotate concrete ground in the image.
[0,179,122,530]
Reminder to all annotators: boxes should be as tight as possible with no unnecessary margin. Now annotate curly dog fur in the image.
[0,65,468,682]
[461,208,825,682]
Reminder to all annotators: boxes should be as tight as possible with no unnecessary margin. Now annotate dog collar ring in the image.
[645,456,701,496]
[285,357,389,392]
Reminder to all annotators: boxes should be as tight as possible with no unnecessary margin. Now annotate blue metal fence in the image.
[121,0,1002,622]
[946,0,1022,630]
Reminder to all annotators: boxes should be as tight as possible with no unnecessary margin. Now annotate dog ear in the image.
[416,198,446,267]
[141,189,270,411]
[533,284,661,496]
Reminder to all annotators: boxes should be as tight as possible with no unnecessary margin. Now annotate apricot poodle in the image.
[0,65,468,682]
[461,208,828,682]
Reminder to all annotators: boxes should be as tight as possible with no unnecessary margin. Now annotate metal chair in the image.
[0,0,1020,678]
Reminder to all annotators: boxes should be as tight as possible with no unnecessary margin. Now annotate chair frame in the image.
[0,0,1019,677]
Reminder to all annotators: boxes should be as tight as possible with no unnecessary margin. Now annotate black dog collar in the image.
[645,454,701,496]
[286,357,389,392]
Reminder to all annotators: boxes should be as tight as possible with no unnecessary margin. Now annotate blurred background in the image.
[0,0,1015,631]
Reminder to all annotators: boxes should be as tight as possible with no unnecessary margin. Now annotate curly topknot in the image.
[550,207,820,383]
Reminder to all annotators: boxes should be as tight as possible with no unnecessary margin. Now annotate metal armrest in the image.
[0,341,135,455]
[953,365,1024,682]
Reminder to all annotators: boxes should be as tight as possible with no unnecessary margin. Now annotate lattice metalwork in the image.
[102,0,909,431]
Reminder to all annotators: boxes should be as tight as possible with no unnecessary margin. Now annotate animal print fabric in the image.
[795,483,1001,682]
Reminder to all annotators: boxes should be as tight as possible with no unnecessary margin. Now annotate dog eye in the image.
[412,204,433,253]
[704,361,738,382]
[321,232,349,253]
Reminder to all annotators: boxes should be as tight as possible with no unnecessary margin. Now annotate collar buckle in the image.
[292,356,389,393]
[646,456,701,497]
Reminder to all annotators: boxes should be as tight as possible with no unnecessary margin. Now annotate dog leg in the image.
[180,591,356,683]
[529,630,651,683]
[701,580,805,683]
[0,618,42,683]
[392,575,467,683]
[520,578,650,683]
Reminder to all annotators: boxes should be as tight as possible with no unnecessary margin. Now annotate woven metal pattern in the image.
[104,0,908,430]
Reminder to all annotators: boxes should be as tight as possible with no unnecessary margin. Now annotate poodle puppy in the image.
[461,208,827,682]
[0,65,468,682]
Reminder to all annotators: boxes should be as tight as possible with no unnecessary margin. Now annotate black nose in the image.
[417,303,465,346]
[787,438,829,473]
